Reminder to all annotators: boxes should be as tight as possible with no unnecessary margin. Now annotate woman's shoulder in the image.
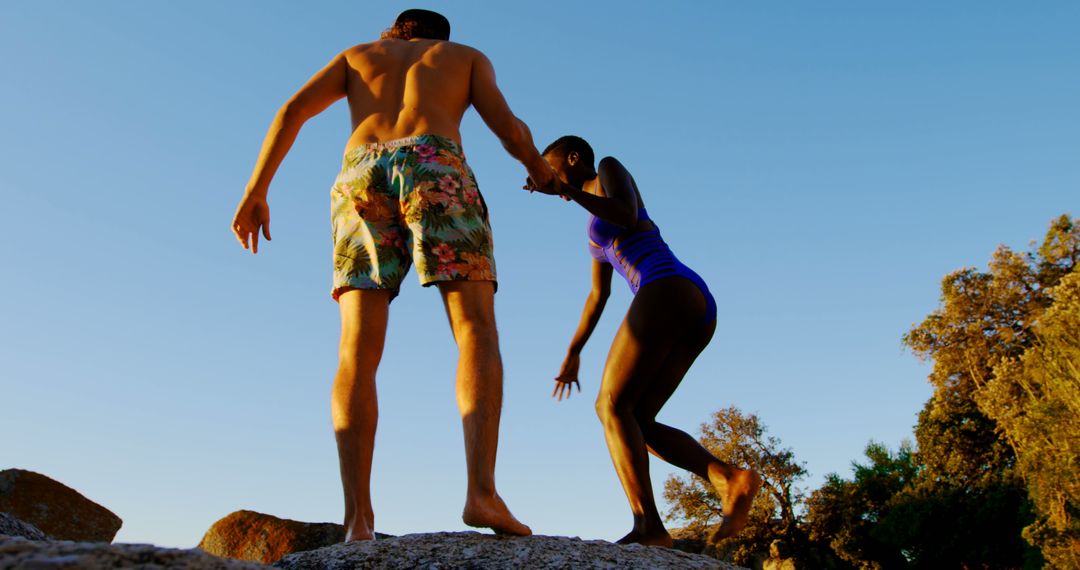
[597,156,626,173]
[597,156,644,209]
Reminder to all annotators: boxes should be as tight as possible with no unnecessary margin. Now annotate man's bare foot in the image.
[616,528,673,548]
[462,493,532,536]
[344,527,375,542]
[344,514,375,542]
[707,464,762,542]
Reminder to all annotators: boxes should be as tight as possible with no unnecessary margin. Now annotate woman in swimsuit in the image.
[528,135,762,547]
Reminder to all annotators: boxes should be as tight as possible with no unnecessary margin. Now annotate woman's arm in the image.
[232,52,349,253]
[559,156,639,228]
[567,260,614,356]
[554,260,614,400]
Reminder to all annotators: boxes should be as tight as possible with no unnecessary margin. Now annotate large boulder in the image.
[0,512,47,541]
[198,510,391,564]
[0,535,267,570]
[275,531,747,569]
[0,469,122,542]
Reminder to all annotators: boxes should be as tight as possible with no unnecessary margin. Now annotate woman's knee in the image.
[595,392,633,425]
[594,393,611,422]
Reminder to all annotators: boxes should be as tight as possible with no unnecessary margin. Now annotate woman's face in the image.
[543,151,582,185]
[542,152,570,185]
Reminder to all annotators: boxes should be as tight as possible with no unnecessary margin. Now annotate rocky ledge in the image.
[0,468,746,569]
[0,535,266,570]
[1,530,746,569]
[275,531,743,570]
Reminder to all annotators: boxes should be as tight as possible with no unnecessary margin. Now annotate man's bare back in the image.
[341,39,478,149]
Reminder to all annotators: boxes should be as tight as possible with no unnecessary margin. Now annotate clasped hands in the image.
[522,166,572,201]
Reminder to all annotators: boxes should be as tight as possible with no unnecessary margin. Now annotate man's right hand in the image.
[232,193,272,254]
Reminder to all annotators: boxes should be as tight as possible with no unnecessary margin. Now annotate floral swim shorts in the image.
[330,134,496,301]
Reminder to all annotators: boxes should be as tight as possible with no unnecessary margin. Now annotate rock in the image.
[0,512,47,541]
[198,510,391,564]
[670,525,713,557]
[274,531,747,570]
[0,535,267,569]
[0,469,122,542]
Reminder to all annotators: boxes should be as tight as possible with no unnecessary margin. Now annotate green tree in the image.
[663,407,807,566]
[803,442,917,569]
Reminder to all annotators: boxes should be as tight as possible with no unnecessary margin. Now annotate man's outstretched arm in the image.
[468,51,554,189]
[233,52,349,253]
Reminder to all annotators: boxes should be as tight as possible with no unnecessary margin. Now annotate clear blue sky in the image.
[1,1,1077,548]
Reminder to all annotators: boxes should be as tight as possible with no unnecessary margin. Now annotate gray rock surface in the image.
[0,469,122,542]
[0,535,267,569]
[275,531,747,570]
[0,513,47,541]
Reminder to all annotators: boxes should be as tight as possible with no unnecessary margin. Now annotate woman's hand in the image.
[553,352,582,401]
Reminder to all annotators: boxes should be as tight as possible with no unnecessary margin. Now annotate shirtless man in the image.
[231,9,553,540]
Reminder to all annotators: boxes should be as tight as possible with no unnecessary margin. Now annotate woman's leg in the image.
[596,311,675,546]
[598,277,762,544]
[595,278,703,546]
[633,320,763,542]
[634,319,718,478]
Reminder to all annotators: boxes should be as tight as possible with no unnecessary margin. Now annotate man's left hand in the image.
[232,194,272,254]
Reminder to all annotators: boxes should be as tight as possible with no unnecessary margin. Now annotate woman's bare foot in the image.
[707,464,762,542]
[462,493,532,536]
[616,528,673,548]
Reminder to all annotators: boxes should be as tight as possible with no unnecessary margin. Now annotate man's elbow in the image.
[277,99,308,128]
[498,119,530,156]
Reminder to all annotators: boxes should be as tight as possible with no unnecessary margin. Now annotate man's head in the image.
[542,135,596,185]
[381,9,451,41]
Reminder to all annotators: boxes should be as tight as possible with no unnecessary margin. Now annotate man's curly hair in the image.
[381,9,450,41]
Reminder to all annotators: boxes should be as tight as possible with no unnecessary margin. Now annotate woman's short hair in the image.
[543,135,595,169]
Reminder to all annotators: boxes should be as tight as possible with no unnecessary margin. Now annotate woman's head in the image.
[542,135,596,186]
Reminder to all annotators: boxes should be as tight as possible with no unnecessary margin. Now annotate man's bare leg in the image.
[332,288,391,542]
[438,281,531,536]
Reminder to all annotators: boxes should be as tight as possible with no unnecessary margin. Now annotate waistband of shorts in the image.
[344,134,463,157]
